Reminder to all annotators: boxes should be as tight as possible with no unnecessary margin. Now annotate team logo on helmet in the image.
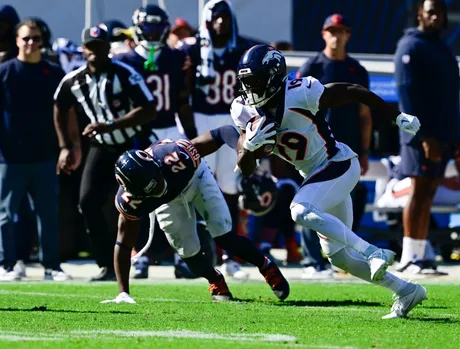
[261,50,283,65]
[90,27,100,37]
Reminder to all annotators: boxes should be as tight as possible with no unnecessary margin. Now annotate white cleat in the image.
[368,249,396,281]
[382,282,427,319]
[223,260,249,280]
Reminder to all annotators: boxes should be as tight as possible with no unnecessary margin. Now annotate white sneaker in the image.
[368,249,396,281]
[13,260,26,277]
[301,266,334,279]
[44,269,73,281]
[223,260,249,280]
[382,282,427,319]
[0,267,21,281]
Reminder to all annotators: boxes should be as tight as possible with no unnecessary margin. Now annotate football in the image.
[248,115,278,158]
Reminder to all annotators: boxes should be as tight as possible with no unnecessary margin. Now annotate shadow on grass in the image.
[0,306,134,314]
[232,298,382,307]
[409,317,460,324]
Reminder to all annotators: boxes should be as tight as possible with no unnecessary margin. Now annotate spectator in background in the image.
[297,14,371,278]
[394,0,458,275]
[0,18,72,281]
[52,38,86,73]
[0,5,19,62]
[168,17,194,49]
[54,26,156,281]
[99,19,135,55]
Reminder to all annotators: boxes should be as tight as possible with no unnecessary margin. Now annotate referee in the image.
[54,26,156,281]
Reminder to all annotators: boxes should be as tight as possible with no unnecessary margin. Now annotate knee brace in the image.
[291,203,325,231]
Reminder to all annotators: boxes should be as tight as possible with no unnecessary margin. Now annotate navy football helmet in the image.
[115,150,167,198]
[237,44,287,107]
[238,172,278,216]
[132,4,170,49]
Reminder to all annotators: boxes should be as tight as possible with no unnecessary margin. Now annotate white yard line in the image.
[0,330,357,348]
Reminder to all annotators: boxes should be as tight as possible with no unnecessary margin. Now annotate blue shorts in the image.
[399,141,453,179]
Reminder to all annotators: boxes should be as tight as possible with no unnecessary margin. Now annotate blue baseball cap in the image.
[323,14,351,31]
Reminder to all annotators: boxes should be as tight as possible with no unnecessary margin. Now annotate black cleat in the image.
[260,257,290,300]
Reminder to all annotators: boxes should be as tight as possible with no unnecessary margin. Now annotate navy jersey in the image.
[115,138,201,219]
[180,36,255,115]
[114,47,187,129]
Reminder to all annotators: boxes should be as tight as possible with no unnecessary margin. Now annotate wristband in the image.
[115,241,131,251]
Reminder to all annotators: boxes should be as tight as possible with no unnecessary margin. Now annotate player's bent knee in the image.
[290,203,325,231]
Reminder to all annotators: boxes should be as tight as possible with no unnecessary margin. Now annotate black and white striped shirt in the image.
[54,59,154,145]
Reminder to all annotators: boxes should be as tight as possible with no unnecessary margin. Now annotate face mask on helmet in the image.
[133,6,170,50]
[239,67,286,108]
[115,150,168,198]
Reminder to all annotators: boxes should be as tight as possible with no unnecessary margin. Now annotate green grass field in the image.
[0,281,458,348]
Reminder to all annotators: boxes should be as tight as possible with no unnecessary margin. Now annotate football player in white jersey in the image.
[232,44,425,319]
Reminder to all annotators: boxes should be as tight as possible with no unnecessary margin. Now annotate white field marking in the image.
[2,290,459,320]
[0,330,358,348]
[73,330,297,342]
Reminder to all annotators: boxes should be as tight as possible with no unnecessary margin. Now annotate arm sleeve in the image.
[54,75,77,110]
[210,125,240,150]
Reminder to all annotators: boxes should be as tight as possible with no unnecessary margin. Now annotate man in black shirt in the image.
[54,26,156,281]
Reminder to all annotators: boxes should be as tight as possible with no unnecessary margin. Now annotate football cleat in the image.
[368,248,396,281]
[132,256,149,279]
[222,259,249,280]
[209,271,233,301]
[382,282,427,319]
[259,257,290,300]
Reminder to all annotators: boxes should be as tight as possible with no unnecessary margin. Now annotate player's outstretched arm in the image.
[114,214,141,295]
[191,125,240,157]
[319,83,420,136]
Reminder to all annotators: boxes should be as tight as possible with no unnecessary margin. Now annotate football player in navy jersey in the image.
[114,5,196,143]
[101,126,289,303]
[114,5,198,278]
[180,0,257,279]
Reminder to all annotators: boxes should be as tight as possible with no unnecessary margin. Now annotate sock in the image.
[174,253,183,265]
[293,205,373,256]
[329,247,410,295]
[214,233,266,269]
[400,237,427,266]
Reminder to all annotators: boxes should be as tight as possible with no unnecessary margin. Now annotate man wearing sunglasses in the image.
[0,19,72,281]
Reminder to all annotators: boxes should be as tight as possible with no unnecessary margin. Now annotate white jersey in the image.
[231,77,357,179]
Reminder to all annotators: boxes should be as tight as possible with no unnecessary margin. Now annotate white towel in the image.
[197,0,238,94]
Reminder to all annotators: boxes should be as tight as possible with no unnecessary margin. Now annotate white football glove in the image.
[243,116,277,152]
[396,113,421,136]
[100,292,136,304]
